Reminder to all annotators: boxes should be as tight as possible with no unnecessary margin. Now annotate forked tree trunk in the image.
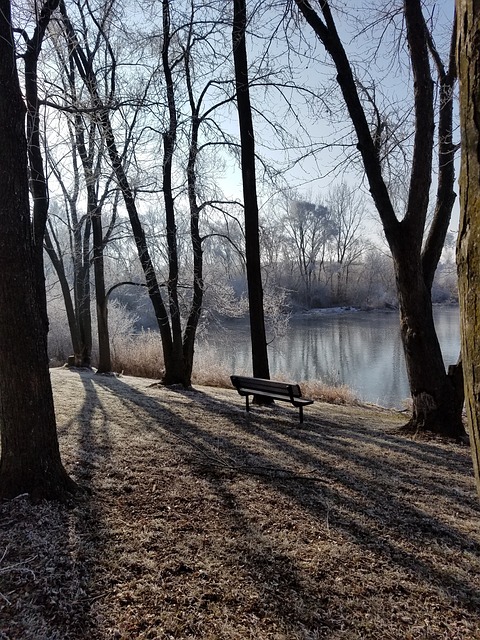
[0,0,76,501]
[456,0,480,494]
[294,0,464,436]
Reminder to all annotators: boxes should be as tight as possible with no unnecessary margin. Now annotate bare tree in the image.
[57,0,183,380]
[293,0,463,437]
[283,198,333,307]
[325,183,366,303]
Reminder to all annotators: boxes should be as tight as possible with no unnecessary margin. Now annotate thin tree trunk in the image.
[161,0,186,384]
[232,0,270,381]
[75,114,111,373]
[44,226,82,360]
[92,204,111,373]
[182,48,205,387]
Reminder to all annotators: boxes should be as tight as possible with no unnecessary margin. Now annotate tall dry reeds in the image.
[47,298,358,403]
[110,330,165,379]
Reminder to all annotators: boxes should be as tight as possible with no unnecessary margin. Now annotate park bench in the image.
[230,375,314,424]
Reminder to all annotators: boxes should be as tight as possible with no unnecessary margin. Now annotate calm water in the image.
[200,306,461,408]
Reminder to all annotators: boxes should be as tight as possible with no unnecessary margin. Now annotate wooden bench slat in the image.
[230,375,313,423]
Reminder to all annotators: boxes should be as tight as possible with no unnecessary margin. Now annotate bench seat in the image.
[230,375,313,423]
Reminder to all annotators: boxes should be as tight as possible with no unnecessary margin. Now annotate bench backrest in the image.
[230,375,302,398]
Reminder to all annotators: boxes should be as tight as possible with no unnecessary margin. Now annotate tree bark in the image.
[75,115,111,373]
[232,0,271,381]
[0,0,77,501]
[182,42,205,387]
[92,205,111,373]
[391,239,464,436]
[456,0,480,495]
[44,226,83,360]
[76,215,93,366]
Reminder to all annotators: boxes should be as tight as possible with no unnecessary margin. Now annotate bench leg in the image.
[245,395,250,412]
[299,405,304,424]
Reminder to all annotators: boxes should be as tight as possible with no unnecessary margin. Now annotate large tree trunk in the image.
[0,0,76,501]
[456,0,480,495]
[393,245,464,437]
[232,0,271,381]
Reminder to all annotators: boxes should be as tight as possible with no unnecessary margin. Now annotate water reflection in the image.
[201,306,460,408]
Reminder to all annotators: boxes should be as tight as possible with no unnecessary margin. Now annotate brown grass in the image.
[111,330,165,380]
[299,380,358,405]
[112,334,357,404]
[1,368,479,640]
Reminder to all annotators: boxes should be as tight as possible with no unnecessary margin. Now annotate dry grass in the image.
[112,334,356,404]
[298,380,358,405]
[111,331,165,380]
[1,368,479,640]
[191,350,234,389]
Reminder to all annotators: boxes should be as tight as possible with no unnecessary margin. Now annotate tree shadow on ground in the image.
[83,371,480,638]
[6,369,476,638]
[0,373,114,640]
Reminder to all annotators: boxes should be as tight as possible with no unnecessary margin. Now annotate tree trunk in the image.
[0,0,76,501]
[456,0,480,495]
[44,226,82,360]
[75,112,112,374]
[232,0,270,381]
[161,0,186,384]
[92,207,111,373]
[182,94,204,388]
[77,217,93,367]
[393,243,464,437]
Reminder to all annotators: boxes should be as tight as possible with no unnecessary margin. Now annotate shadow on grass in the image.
[0,373,115,640]
[81,372,480,635]
[10,369,473,638]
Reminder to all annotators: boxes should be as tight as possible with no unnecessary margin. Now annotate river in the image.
[200,305,461,408]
